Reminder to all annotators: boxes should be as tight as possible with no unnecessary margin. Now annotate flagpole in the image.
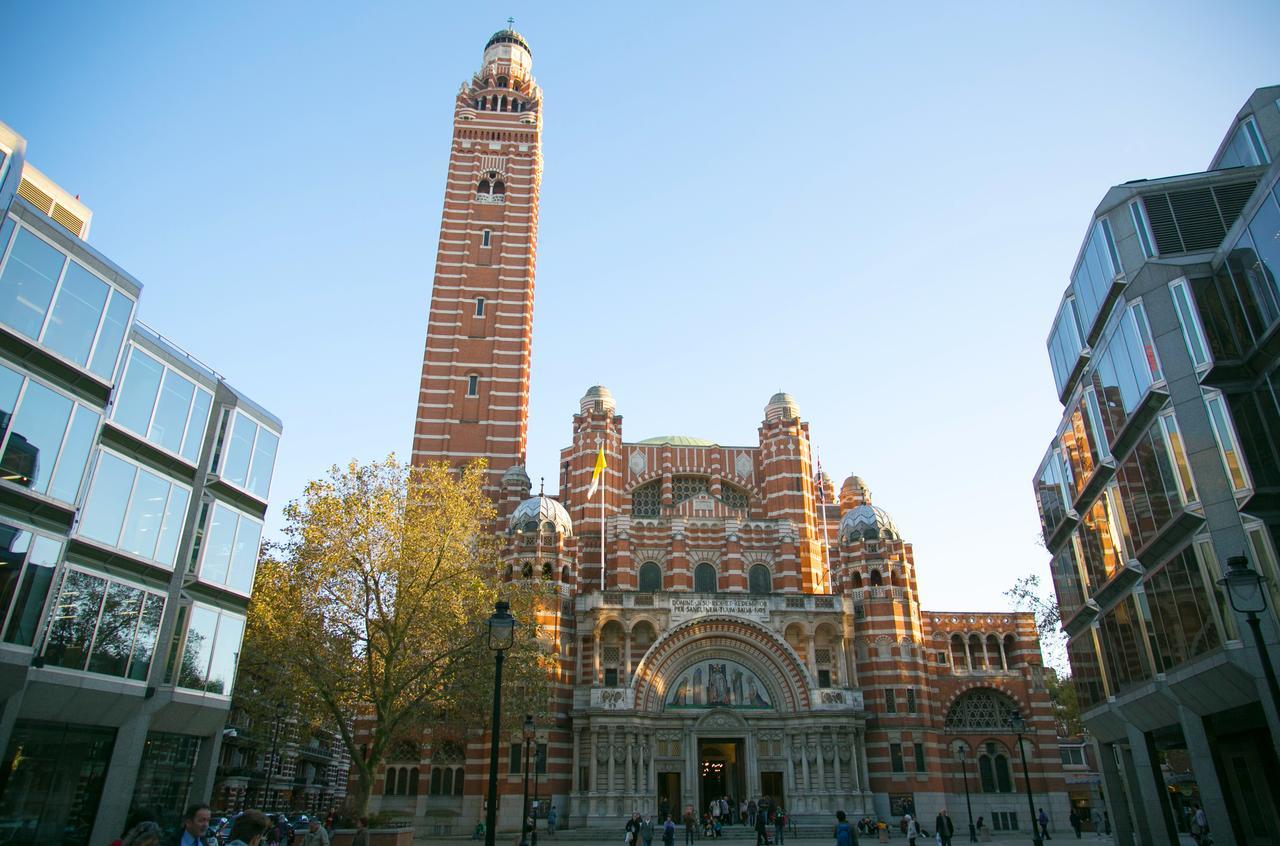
[599,449,606,591]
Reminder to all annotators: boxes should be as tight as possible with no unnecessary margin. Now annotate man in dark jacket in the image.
[167,803,213,846]
[935,810,955,846]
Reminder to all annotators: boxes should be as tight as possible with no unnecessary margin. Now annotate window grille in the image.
[720,484,749,509]
[943,689,1019,731]
[632,482,661,518]
[671,476,709,505]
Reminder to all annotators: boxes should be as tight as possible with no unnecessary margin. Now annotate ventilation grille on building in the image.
[16,178,52,213]
[1140,179,1258,255]
[16,178,86,238]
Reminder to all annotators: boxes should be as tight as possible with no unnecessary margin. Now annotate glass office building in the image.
[1033,87,1280,846]
[0,121,281,844]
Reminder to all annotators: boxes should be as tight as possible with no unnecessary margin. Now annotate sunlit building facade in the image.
[1033,86,1280,845]
[386,27,1069,838]
[0,122,281,843]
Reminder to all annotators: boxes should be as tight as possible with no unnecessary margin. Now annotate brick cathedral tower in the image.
[412,25,542,492]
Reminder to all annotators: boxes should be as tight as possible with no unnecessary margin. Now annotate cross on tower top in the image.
[507,16,515,29]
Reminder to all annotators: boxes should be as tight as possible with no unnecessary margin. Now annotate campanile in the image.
[412,25,542,491]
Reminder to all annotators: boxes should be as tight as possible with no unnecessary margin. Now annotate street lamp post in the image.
[954,742,976,843]
[1008,712,1043,846]
[1220,555,1280,720]
[520,715,535,846]
[486,601,517,846]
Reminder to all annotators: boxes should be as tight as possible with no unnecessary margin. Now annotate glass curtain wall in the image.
[0,720,116,846]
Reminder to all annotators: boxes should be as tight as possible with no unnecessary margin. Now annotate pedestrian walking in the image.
[626,812,642,846]
[225,811,270,846]
[835,811,857,846]
[904,815,926,846]
[741,801,749,826]
[755,806,770,846]
[664,816,677,846]
[749,800,758,829]
[547,806,557,837]
[684,807,697,846]
[774,808,786,846]
[1068,810,1081,840]
[1190,804,1208,845]
[1037,808,1052,841]
[642,815,655,846]
[350,819,369,846]
[302,819,330,846]
[934,810,954,846]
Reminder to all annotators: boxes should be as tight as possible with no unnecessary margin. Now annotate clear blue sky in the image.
[5,1,1278,612]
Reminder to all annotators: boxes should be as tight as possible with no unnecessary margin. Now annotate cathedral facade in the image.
[383,27,1069,835]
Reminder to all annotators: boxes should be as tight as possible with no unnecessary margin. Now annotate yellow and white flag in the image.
[587,446,607,498]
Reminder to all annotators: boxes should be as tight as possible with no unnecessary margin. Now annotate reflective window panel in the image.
[0,524,62,647]
[111,345,213,463]
[78,451,191,567]
[42,566,165,681]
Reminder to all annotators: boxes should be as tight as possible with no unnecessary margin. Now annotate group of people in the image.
[624,811,679,846]
[109,803,363,846]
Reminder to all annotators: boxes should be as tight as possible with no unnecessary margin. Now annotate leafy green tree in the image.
[244,456,551,814]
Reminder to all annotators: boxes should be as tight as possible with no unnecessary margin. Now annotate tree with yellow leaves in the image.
[244,456,551,815]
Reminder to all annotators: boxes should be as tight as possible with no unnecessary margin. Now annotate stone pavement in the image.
[405,832,1199,846]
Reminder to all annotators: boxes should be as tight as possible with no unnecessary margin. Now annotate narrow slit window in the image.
[467,375,479,397]
[482,229,491,247]
[1170,279,1210,369]
[1204,391,1249,491]
[1130,201,1155,259]
[475,297,485,317]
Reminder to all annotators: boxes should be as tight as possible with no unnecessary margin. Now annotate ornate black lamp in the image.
[520,714,535,846]
[485,601,516,846]
[1008,711,1043,846]
[954,741,976,842]
[1220,555,1280,724]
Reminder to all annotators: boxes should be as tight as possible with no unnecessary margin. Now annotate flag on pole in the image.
[587,446,607,498]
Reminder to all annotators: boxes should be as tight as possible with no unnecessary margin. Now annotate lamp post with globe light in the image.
[1219,555,1280,720]
[1008,711,1043,846]
[485,601,516,846]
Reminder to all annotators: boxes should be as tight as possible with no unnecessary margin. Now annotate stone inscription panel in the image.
[669,597,770,623]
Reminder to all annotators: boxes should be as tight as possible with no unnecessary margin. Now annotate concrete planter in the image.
[330,828,414,846]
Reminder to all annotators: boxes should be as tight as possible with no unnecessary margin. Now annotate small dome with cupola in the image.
[839,504,901,544]
[580,385,616,415]
[510,495,573,537]
[764,392,800,422]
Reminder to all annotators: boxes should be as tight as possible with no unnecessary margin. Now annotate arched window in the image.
[430,768,443,794]
[632,481,662,518]
[694,563,717,593]
[969,634,986,669]
[493,180,506,196]
[851,571,863,588]
[561,565,572,584]
[477,179,491,195]
[454,766,465,795]
[474,98,482,110]
[1003,634,1017,667]
[978,754,995,793]
[541,562,553,580]
[986,634,1002,669]
[521,562,533,579]
[950,634,967,669]
[442,767,453,795]
[500,95,508,111]
[385,767,399,795]
[996,753,1013,792]
[408,768,420,795]
[869,570,883,586]
[943,689,1019,732]
[497,76,508,88]
[638,561,662,592]
[748,564,772,595]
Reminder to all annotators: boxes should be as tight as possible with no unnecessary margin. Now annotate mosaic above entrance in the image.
[666,659,772,709]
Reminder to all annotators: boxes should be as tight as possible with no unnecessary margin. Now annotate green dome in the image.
[635,435,717,447]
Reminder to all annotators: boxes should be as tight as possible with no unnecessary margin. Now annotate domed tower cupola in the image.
[839,474,871,511]
[839,503,901,544]
[482,21,533,80]
[510,495,574,537]
[764,392,800,423]
[580,385,616,416]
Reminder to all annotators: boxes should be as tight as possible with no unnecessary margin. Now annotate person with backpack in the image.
[664,816,677,846]
[904,815,926,846]
[834,811,857,846]
[774,808,786,845]
[755,806,769,846]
